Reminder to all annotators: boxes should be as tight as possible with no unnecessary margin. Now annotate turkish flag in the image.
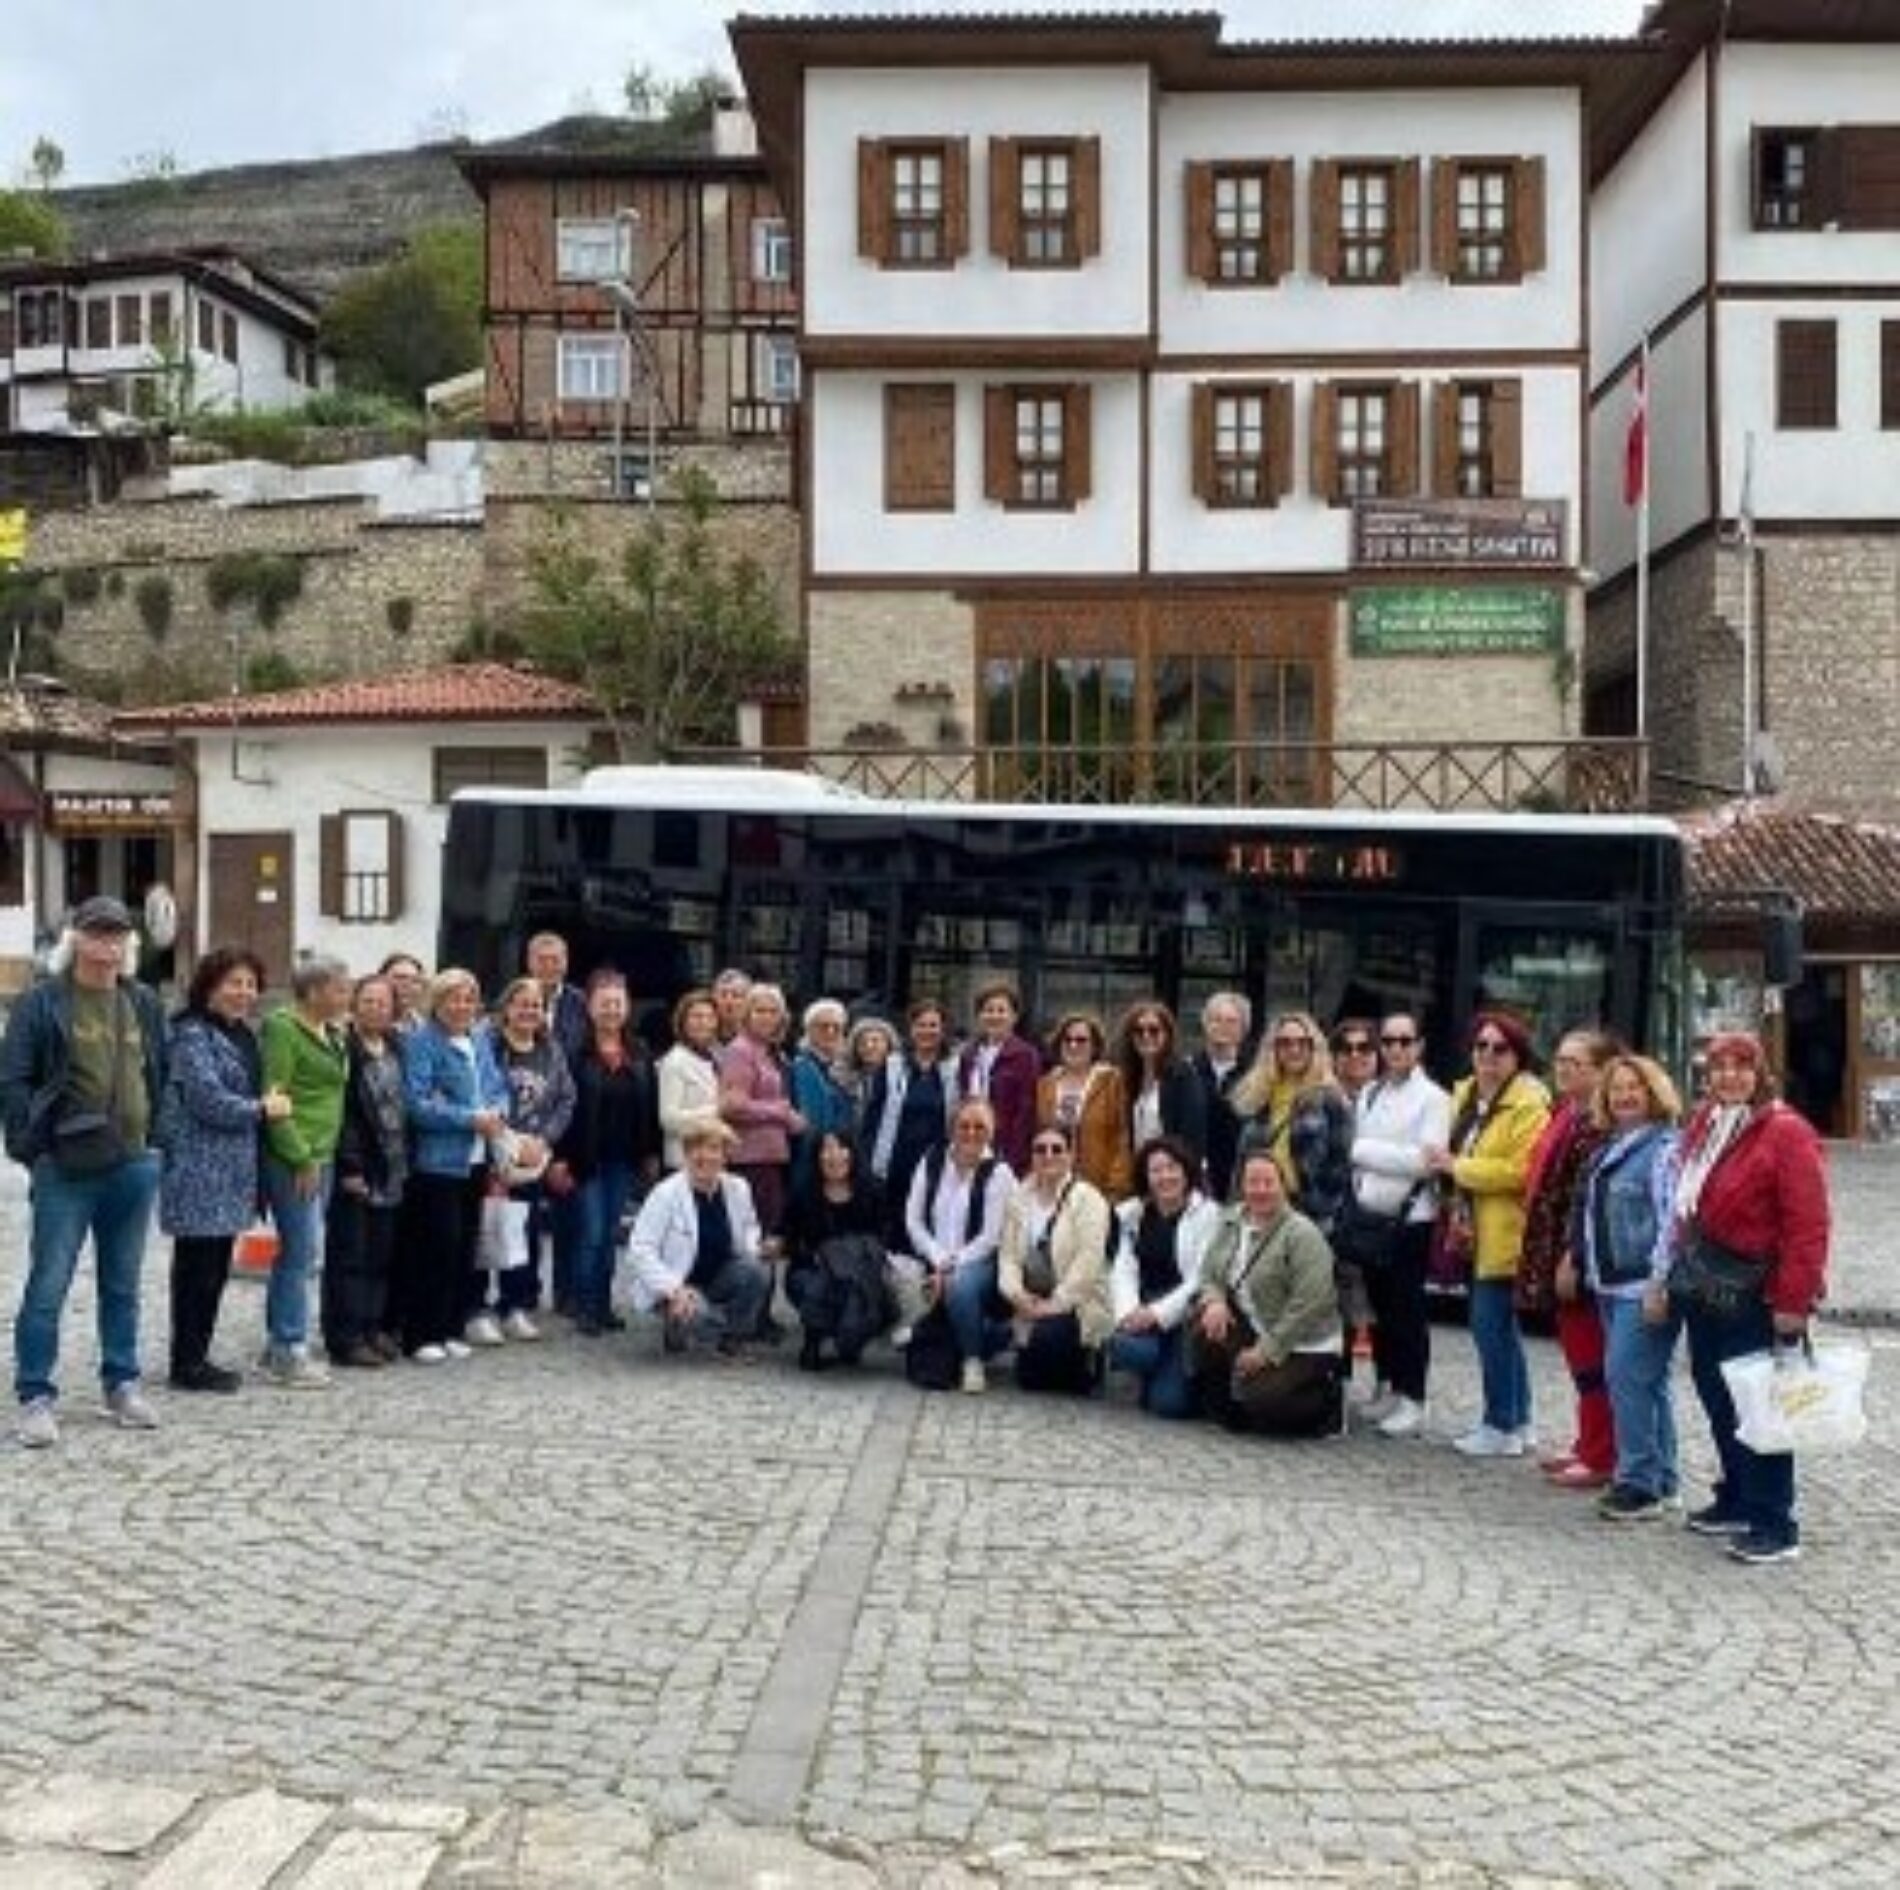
[1623,354,1648,507]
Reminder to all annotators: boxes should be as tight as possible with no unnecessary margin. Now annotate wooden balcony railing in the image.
[677,740,1651,814]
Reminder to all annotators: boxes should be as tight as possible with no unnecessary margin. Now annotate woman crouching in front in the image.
[1186,1149,1343,1437]
[997,1120,1113,1396]
[625,1120,772,1358]
[1108,1135,1221,1419]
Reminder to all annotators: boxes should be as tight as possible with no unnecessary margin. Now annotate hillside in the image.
[54,143,480,305]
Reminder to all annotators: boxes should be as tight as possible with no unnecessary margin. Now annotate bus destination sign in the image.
[1224,840,1403,885]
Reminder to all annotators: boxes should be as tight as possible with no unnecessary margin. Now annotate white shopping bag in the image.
[1722,1339,1870,1455]
[476,1195,533,1273]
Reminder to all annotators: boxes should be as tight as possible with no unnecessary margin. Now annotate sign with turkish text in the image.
[1350,587,1565,657]
[1353,499,1567,570]
[46,790,176,831]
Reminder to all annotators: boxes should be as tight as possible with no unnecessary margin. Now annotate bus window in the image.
[1471,921,1613,1060]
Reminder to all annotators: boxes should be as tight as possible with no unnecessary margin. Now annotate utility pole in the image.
[605,212,660,761]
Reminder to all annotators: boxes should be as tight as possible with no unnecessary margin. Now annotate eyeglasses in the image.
[1131,1021,1166,1038]
[1380,1033,1417,1047]
[1472,1037,1513,1055]
[1062,1032,1094,1047]
[1336,1039,1374,1055]
[1031,1139,1068,1156]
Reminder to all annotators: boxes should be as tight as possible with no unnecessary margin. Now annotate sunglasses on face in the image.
[1473,1038,1512,1055]
[1337,1039,1374,1055]
[1274,1034,1311,1050]
[1132,1021,1166,1038]
[1062,1032,1093,1047]
[1032,1140,1068,1156]
[1381,1033,1417,1047]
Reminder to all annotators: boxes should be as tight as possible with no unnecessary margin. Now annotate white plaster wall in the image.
[1718,43,1900,285]
[802,65,1151,338]
[1588,307,1708,583]
[1590,55,1707,374]
[1718,301,1900,519]
[188,722,590,969]
[810,370,1141,575]
[1151,366,1583,574]
[1158,88,1583,356]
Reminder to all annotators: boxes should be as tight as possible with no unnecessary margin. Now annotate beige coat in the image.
[998,1175,1114,1347]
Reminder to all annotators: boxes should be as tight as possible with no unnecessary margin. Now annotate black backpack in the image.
[904,1302,962,1391]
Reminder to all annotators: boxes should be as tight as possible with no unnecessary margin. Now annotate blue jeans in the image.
[1685,1297,1798,1546]
[262,1154,331,1352]
[577,1161,636,1324]
[677,1256,771,1343]
[1110,1326,1199,1419]
[943,1257,1009,1363]
[1599,1292,1681,1498]
[1469,1278,1531,1432]
[16,1153,160,1403]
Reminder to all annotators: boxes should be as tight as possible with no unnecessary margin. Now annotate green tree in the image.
[623,63,729,127]
[0,187,65,257]
[517,467,795,758]
[319,222,481,405]
[29,135,65,192]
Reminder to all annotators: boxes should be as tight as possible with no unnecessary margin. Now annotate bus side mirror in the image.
[1763,910,1802,989]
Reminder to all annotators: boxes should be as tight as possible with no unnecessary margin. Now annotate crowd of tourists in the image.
[1,896,1832,1565]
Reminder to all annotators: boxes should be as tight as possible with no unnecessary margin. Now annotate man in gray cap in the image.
[0,895,170,1447]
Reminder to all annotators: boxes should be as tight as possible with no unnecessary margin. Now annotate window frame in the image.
[1015,142,1078,270]
[556,216,628,284]
[751,216,793,284]
[431,747,550,806]
[85,297,111,351]
[557,333,624,404]
[759,332,799,406]
[1337,163,1400,285]
[1336,383,1394,499]
[1753,127,1821,230]
[1012,390,1068,508]
[1452,163,1514,283]
[888,143,950,269]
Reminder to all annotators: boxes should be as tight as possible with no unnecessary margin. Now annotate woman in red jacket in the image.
[1669,1032,1830,1566]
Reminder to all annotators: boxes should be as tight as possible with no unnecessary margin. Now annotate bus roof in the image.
[451,768,1681,842]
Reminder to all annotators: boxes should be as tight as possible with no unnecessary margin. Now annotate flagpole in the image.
[1634,335,1651,750]
[1739,430,1757,800]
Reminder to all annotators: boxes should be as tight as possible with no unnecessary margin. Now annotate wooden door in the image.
[207,832,294,986]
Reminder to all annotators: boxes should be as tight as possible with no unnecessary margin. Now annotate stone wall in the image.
[807,590,977,751]
[25,496,482,701]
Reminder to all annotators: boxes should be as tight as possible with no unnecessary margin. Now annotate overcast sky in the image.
[7,0,1649,187]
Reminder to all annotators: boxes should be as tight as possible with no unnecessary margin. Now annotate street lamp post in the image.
[604,213,660,758]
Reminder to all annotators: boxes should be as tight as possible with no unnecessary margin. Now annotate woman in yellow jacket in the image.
[1426,1012,1552,1459]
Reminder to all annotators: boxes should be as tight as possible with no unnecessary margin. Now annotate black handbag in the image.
[1667,1229,1766,1320]
[903,1301,962,1392]
[1331,1181,1426,1272]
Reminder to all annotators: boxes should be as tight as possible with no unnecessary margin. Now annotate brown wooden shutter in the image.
[382,812,406,920]
[0,301,13,355]
[1777,319,1838,428]
[1810,127,1843,226]
[1394,158,1422,275]
[1063,384,1092,505]
[983,385,1014,502]
[1836,124,1900,230]
[857,138,886,261]
[1185,162,1216,281]
[1266,159,1295,281]
[1073,137,1102,260]
[1309,160,1341,281]
[318,815,343,919]
[1490,380,1524,499]
[1430,380,1460,496]
[1882,321,1900,431]
[1390,382,1422,497]
[1266,380,1293,507]
[988,137,1018,262]
[1309,381,1339,503]
[945,138,971,259]
[1512,156,1547,276]
[886,383,957,511]
[1190,381,1216,501]
[1430,159,1458,276]
[1749,126,1769,228]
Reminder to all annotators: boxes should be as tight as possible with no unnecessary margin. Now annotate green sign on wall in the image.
[1351,587,1566,657]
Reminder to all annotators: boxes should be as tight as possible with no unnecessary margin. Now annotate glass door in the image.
[1461,907,1619,1063]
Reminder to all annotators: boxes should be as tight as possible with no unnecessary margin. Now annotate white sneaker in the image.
[1453,1423,1524,1459]
[16,1397,59,1449]
[1350,1377,1391,1409]
[1360,1390,1399,1424]
[106,1384,160,1430]
[464,1313,504,1347]
[443,1339,472,1360]
[960,1359,987,1395]
[411,1344,448,1365]
[1378,1396,1425,1438]
[889,1325,913,1349]
[501,1311,539,1342]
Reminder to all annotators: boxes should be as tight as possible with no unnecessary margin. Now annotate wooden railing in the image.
[677,740,1651,814]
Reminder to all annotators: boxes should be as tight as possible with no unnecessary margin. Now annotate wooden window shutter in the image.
[1063,384,1092,504]
[382,812,406,920]
[886,383,956,511]
[1390,383,1422,497]
[1309,160,1341,281]
[1429,159,1458,276]
[857,138,887,261]
[1185,162,1217,281]
[1512,157,1547,276]
[1267,379,1293,506]
[1836,125,1900,230]
[1881,321,1900,431]
[1777,319,1838,429]
[0,302,13,355]
[1430,380,1461,496]
[1394,158,1423,275]
[1490,380,1523,498]
[1074,137,1102,260]
[1190,382,1215,501]
[983,385,1014,502]
[1266,159,1295,281]
[1810,128,1843,226]
[318,815,343,919]
[1309,381,1339,502]
[1749,126,1768,228]
[988,137,1019,261]
[944,138,971,259]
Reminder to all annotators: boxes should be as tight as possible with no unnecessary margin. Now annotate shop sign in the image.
[1350,587,1565,657]
[46,790,176,831]
[1353,499,1567,570]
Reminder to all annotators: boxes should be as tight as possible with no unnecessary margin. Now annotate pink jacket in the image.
[718,1034,797,1166]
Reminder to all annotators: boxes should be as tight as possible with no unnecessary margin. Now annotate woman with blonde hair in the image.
[1036,1011,1132,1201]
[1230,1010,1354,1230]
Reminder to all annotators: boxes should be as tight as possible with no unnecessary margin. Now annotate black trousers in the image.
[1363,1220,1433,1402]
[323,1189,398,1353]
[1015,1311,1097,1396]
[394,1171,485,1351]
[1189,1323,1343,1437]
[170,1234,235,1374]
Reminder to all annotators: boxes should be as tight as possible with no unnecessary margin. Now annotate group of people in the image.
[1,899,1832,1564]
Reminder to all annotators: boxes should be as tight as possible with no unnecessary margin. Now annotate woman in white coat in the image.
[657,988,723,1170]
[1108,1135,1222,1418]
[625,1121,771,1356]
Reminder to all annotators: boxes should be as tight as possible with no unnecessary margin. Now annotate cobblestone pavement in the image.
[1,1159,1896,1889]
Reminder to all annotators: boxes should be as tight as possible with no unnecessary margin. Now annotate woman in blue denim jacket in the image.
[397,969,507,1363]
[1573,1054,1683,1523]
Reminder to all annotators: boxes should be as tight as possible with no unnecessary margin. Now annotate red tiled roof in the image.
[111,662,600,731]
[1682,802,1900,924]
